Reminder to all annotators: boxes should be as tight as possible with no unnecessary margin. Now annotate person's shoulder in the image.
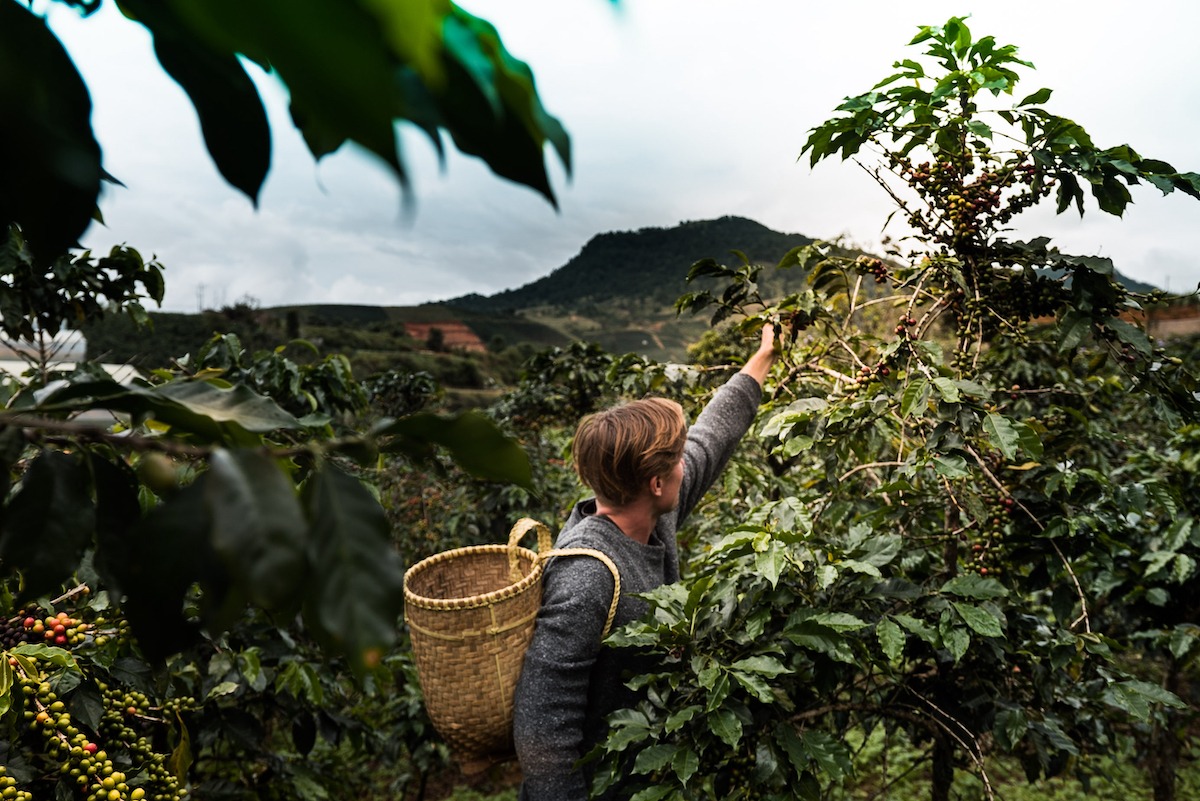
[556,511,613,547]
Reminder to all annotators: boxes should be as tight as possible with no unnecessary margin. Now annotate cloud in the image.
[45,0,1200,312]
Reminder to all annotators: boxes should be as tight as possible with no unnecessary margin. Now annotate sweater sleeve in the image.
[513,555,617,801]
[676,372,762,523]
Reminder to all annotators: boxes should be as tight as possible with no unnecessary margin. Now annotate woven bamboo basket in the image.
[404,518,619,773]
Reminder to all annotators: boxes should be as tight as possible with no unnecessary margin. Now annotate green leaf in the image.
[932,377,960,403]
[119,479,223,660]
[377,411,531,487]
[634,744,679,775]
[0,1,103,260]
[10,644,79,674]
[206,449,308,611]
[1107,318,1153,356]
[143,8,271,203]
[755,545,785,588]
[901,377,930,418]
[993,707,1027,750]
[275,661,325,705]
[706,671,730,710]
[809,612,868,632]
[730,655,791,677]
[1017,87,1051,106]
[435,10,569,206]
[35,377,301,443]
[940,574,1008,599]
[942,626,970,662]
[786,626,855,663]
[932,455,969,479]
[155,380,304,434]
[0,451,94,600]
[672,747,700,785]
[1168,626,1199,661]
[708,708,742,747]
[686,258,735,281]
[1101,680,1186,721]
[983,412,1021,461]
[665,704,700,733]
[0,657,13,699]
[301,462,405,672]
[793,728,852,780]
[730,669,774,703]
[1057,310,1092,352]
[952,602,1004,638]
[877,617,905,662]
[630,788,674,801]
[90,455,145,593]
[967,120,992,139]
[1013,419,1044,459]
[894,614,936,645]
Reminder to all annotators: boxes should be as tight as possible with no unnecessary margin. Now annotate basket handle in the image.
[507,517,553,582]
[541,548,622,640]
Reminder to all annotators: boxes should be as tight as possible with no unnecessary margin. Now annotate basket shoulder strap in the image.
[543,547,622,639]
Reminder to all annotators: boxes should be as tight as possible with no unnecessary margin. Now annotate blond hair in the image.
[572,397,687,506]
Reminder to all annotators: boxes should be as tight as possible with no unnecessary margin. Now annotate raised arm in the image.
[738,322,778,387]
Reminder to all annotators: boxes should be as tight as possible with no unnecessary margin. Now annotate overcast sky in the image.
[43,0,1200,313]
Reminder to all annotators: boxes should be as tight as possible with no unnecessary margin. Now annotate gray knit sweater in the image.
[513,373,763,800]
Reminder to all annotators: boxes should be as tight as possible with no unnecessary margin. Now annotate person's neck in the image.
[594,498,657,545]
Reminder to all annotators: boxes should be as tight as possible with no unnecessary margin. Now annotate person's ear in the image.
[650,475,663,496]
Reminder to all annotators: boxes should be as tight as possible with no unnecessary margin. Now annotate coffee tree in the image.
[600,18,1199,801]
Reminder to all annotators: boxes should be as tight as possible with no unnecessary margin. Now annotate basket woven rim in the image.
[403,543,544,611]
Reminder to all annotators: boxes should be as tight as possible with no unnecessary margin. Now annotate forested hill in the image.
[445,216,814,312]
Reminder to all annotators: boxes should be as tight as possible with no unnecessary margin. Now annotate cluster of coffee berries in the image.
[893,152,1056,247]
[853,363,889,386]
[985,270,1067,323]
[990,163,1054,225]
[942,182,1002,241]
[8,654,189,801]
[0,767,34,801]
[95,680,194,800]
[894,314,917,337]
[899,158,960,192]
[965,494,1018,576]
[856,255,890,283]
[29,610,89,647]
[1,610,37,647]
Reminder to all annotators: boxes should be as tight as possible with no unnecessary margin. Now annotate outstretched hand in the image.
[740,322,782,387]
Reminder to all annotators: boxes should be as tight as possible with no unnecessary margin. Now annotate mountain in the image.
[445,216,814,313]
[82,216,1176,377]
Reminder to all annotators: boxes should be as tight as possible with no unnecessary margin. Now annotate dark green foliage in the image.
[0,3,102,262]
[3,0,569,264]
[0,228,164,343]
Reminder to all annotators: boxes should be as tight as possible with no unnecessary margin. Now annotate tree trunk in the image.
[1146,658,1182,801]
[930,730,954,801]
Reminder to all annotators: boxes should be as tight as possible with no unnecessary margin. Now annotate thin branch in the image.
[846,273,865,326]
[839,460,907,483]
[903,689,996,801]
